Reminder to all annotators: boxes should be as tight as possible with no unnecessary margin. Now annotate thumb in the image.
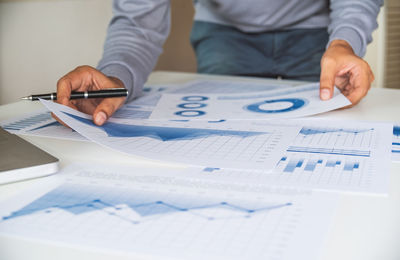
[93,97,125,126]
[319,58,336,101]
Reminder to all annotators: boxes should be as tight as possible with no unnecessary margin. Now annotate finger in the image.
[50,101,79,128]
[92,97,126,125]
[56,76,73,106]
[56,66,94,106]
[319,57,337,100]
[51,113,71,129]
[346,70,371,105]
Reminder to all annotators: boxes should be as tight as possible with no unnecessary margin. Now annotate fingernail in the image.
[95,111,107,125]
[320,89,331,100]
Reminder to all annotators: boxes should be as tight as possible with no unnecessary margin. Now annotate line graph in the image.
[287,126,375,158]
[0,171,333,260]
[2,184,292,224]
[296,127,374,147]
[287,146,370,157]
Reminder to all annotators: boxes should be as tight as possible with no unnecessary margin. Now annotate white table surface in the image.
[0,71,399,260]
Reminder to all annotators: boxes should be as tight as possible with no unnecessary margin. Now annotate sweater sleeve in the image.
[97,0,171,102]
[328,0,383,57]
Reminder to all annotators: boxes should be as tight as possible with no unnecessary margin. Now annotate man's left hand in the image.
[319,39,375,106]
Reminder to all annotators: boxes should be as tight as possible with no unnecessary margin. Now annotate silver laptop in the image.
[0,126,59,184]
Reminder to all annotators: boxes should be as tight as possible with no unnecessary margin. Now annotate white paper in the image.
[180,119,393,194]
[150,83,351,120]
[40,99,300,170]
[0,163,338,260]
[0,80,294,139]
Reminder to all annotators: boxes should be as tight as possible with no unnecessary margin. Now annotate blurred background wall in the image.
[0,0,392,105]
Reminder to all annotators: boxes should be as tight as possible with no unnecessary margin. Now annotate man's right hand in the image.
[55,65,127,126]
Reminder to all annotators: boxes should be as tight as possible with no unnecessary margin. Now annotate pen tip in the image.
[21,96,30,100]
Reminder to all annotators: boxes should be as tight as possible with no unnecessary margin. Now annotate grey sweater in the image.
[97,0,383,102]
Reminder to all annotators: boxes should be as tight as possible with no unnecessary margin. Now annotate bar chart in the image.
[193,120,391,194]
[278,156,360,173]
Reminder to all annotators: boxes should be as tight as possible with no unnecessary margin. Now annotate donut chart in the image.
[245,98,307,113]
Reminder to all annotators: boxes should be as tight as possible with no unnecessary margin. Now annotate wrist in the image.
[328,40,354,54]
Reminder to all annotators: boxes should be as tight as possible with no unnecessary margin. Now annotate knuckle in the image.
[57,76,69,88]
[75,65,92,71]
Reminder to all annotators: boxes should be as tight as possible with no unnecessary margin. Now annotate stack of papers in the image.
[0,79,394,260]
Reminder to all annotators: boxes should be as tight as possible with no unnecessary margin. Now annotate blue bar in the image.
[203,167,220,172]
[344,162,355,171]
[326,160,336,167]
[284,158,304,173]
[304,159,323,171]
[393,126,400,137]
[304,159,317,171]
[296,159,304,168]
[283,159,298,173]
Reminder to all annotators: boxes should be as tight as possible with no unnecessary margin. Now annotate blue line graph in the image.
[1,184,292,224]
[299,127,373,136]
[290,126,374,157]
[287,146,371,157]
[63,112,265,141]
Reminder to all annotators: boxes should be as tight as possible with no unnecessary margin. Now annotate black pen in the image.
[21,88,128,101]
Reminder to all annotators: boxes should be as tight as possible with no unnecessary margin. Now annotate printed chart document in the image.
[181,119,393,194]
[150,83,351,120]
[41,100,300,170]
[0,79,297,141]
[1,79,290,139]
[1,109,86,141]
[0,164,338,260]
